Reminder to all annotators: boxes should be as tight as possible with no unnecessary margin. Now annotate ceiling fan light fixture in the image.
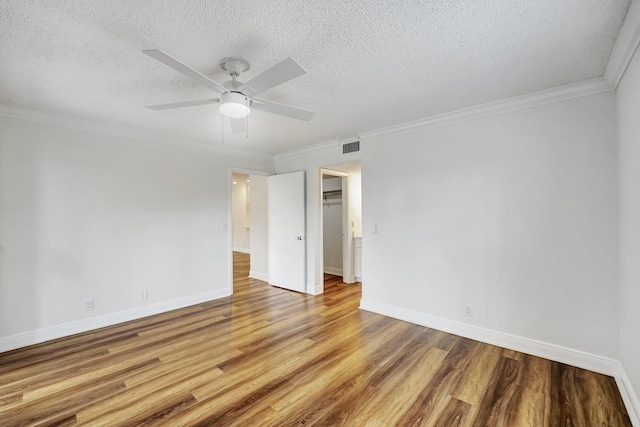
[219,92,250,118]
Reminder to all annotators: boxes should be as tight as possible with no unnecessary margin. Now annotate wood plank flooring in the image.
[0,252,631,426]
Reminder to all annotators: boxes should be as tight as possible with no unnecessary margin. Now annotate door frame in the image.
[319,168,353,292]
[228,167,271,295]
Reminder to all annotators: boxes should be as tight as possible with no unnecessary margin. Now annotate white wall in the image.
[232,174,250,253]
[617,42,640,408]
[360,91,619,358]
[249,174,268,281]
[0,115,272,349]
[323,177,343,274]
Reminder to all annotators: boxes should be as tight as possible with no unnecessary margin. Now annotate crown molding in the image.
[274,138,341,160]
[274,135,365,160]
[274,77,613,153]
[605,0,640,88]
[0,103,274,162]
[359,77,613,142]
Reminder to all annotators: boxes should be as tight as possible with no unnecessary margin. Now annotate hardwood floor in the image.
[0,252,631,426]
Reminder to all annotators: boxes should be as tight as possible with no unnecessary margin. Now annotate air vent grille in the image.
[342,141,360,154]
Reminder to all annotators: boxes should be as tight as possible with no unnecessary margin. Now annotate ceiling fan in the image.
[143,49,315,127]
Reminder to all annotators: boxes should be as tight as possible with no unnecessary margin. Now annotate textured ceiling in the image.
[0,0,631,154]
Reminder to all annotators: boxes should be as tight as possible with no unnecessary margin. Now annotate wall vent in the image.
[342,140,360,154]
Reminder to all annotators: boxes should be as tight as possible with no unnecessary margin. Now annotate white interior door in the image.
[268,171,306,292]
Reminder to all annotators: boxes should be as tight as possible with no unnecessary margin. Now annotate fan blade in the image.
[143,49,227,94]
[147,98,219,110]
[229,118,246,134]
[238,57,306,97]
[252,99,315,121]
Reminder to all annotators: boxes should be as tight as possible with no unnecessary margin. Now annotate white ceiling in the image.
[1,0,631,155]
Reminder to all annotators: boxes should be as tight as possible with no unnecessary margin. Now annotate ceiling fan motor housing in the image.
[220,57,250,78]
[219,91,251,118]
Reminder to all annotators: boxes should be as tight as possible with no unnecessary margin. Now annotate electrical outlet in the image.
[372,223,378,233]
[465,304,473,318]
[85,299,94,311]
[139,289,148,301]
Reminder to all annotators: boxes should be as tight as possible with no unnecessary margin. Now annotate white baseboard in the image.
[249,270,268,281]
[0,289,230,353]
[233,247,250,254]
[324,266,343,276]
[616,362,640,426]
[359,299,618,375]
[359,299,640,423]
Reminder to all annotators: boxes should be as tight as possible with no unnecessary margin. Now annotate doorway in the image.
[321,172,347,279]
[229,169,270,294]
[319,160,362,291]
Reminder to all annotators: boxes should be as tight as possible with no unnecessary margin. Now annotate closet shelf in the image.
[323,190,342,201]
